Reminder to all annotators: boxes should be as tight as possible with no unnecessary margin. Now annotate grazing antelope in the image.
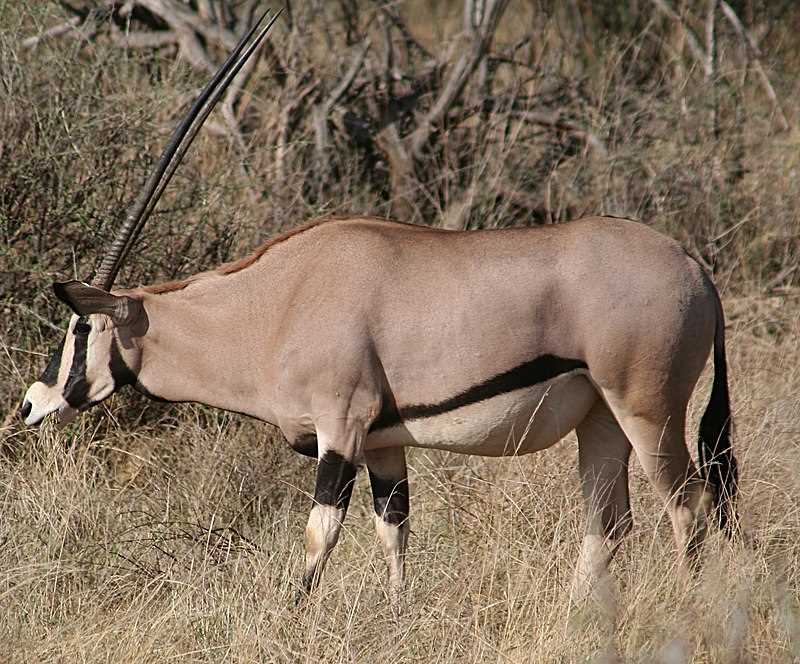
[19,10,738,605]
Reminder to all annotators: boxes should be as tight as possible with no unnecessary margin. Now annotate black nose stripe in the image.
[19,401,32,419]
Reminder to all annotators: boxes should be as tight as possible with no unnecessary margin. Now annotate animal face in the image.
[20,282,145,426]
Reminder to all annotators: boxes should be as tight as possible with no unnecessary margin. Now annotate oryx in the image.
[19,10,738,605]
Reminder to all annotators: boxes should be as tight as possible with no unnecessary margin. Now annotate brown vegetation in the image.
[1,1,799,661]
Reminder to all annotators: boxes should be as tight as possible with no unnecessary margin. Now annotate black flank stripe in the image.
[64,316,90,408]
[40,335,66,386]
[371,353,587,431]
[314,451,357,510]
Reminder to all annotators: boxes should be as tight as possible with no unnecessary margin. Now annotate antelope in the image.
[20,9,738,607]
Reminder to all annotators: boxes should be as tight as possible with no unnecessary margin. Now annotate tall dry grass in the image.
[1,2,799,661]
[1,295,798,662]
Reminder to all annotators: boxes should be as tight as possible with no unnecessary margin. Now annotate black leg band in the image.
[314,451,357,510]
[368,469,409,526]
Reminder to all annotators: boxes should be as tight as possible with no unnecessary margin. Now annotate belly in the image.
[366,373,598,456]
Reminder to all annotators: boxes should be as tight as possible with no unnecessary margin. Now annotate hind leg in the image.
[366,447,409,603]
[602,392,714,568]
[572,401,633,608]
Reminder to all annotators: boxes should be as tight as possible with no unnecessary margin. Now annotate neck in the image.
[131,279,281,424]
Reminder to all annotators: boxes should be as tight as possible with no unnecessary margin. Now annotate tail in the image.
[698,289,739,538]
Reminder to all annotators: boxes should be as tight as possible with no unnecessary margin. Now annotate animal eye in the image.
[74,321,91,335]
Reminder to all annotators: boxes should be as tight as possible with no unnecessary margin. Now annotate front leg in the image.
[366,447,410,600]
[301,448,359,596]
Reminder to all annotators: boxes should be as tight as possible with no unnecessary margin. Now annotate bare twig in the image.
[377,3,433,61]
[440,182,477,230]
[328,40,372,110]
[376,122,417,221]
[23,1,114,49]
[22,17,82,49]
[109,24,179,49]
[221,47,260,152]
[176,29,217,74]
[493,183,540,212]
[379,11,396,100]
[137,0,240,50]
[275,76,319,182]
[705,0,719,138]
[313,40,371,158]
[409,0,511,157]
[509,110,606,156]
[719,0,790,132]
[649,0,708,66]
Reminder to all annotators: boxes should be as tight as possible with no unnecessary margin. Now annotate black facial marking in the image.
[290,433,319,458]
[371,353,588,431]
[109,336,137,389]
[368,470,409,526]
[313,451,357,510]
[63,316,90,407]
[39,335,65,386]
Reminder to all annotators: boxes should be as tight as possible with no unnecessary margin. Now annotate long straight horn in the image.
[91,8,282,291]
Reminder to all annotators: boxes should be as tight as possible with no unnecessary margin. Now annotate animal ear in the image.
[53,281,144,326]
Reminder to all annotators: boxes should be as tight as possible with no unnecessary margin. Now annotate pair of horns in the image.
[92,7,282,292]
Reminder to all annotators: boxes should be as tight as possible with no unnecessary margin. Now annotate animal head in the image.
[18,10,280,427]
[21,282,146,426]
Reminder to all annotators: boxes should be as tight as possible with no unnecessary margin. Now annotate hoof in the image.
[294,587,309,607]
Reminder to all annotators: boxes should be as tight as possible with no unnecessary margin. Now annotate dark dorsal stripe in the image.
[64,316,91,407]
[40,335,66,386]
[371,353,588,431]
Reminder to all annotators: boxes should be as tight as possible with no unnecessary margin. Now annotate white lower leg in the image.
[375,517,408,593]
[571,533,618,617]
[671,482,714,565]
[302,504,345,593]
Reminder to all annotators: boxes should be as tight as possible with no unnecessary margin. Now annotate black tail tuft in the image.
[698,293,739,538]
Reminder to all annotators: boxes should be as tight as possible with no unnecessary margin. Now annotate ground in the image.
[1,292,798,663]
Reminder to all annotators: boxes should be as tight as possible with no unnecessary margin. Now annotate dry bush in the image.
[1,1,800,661]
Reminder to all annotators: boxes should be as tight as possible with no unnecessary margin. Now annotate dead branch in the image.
[313,40,371,158]
[379,11,396,100]
[23,1,115,49]
[705,0,719,138]
[22,17,83,49]
[376,122,417,221]
[327,40,372,111]
[440,183,477,230]
[650,0,789,133]
[719,0,790,132]
[176,29,217,74]
[377,3,433,62]
[509,110,606,156]
[493,183,540,212]
[409,0,511,157]
[109,24,178,49]
[136,0,240,50]
[275,76,319,183]
[649,0,708,66]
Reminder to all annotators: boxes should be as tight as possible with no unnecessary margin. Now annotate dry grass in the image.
[0,297,797,662]
[2,1,800,661]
